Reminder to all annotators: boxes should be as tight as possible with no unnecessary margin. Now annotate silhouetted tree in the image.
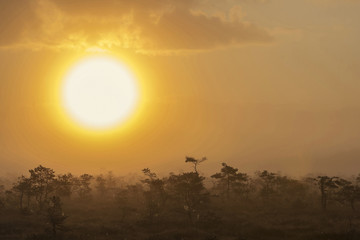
[106,171,117,197]
[0,185,4,209]
[95,174,107,196]
[13,176,33,210]
[335,178,360,211]
[29,165,55,210]
[54,173,73,198]
[141,168,167,223]
[167,172,208,225]
[185,156,207,174]
[232,173,251,200]
[211,163,248,199]
[313,176,338,210]
[74,174,94,200]
[256,170,278,200]
[275,176,309,207]
[356,174,360,185]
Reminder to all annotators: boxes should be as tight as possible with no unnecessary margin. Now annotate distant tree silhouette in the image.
[274,175,309,207]
[335,178,360,211]
[74,174,94,200]
[95,174,107,196]
[255,170,278,200]
[185,156,207,174]
[211,163,248,199]
[54,173,73,198]
[141,168,167,223]
[29,165,55,210]
[94,172,118,198]
[0,184,5,209]
[13,175,33,211]
[356,174,360,185]
[232,173,251,200]
[313,176,338,210]
[105,171,117,196]
[167,172,209,225]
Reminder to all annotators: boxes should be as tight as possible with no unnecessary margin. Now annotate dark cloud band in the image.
[0,0,272,53]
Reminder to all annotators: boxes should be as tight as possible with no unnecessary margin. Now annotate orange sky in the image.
[1,0,360,177]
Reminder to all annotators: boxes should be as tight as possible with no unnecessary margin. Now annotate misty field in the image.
[1,158,360,240]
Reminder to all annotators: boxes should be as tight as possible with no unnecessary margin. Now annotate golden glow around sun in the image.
[61,56,139,130]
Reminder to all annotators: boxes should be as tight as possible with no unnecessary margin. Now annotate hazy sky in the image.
[1,0,360,176]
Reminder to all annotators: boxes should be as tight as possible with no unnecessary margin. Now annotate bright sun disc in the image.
[62,56,138,130]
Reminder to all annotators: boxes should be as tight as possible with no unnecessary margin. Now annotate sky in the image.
[1,0,360,177]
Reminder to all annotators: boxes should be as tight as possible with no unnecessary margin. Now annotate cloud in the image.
[0,0,272,54]
[138,9,271,53]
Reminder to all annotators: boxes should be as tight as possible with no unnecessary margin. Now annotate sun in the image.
[61,56,139,130]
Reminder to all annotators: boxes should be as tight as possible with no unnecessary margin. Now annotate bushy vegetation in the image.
[1,158,360,240]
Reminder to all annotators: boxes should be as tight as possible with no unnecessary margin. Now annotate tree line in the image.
[1,157,360,237]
